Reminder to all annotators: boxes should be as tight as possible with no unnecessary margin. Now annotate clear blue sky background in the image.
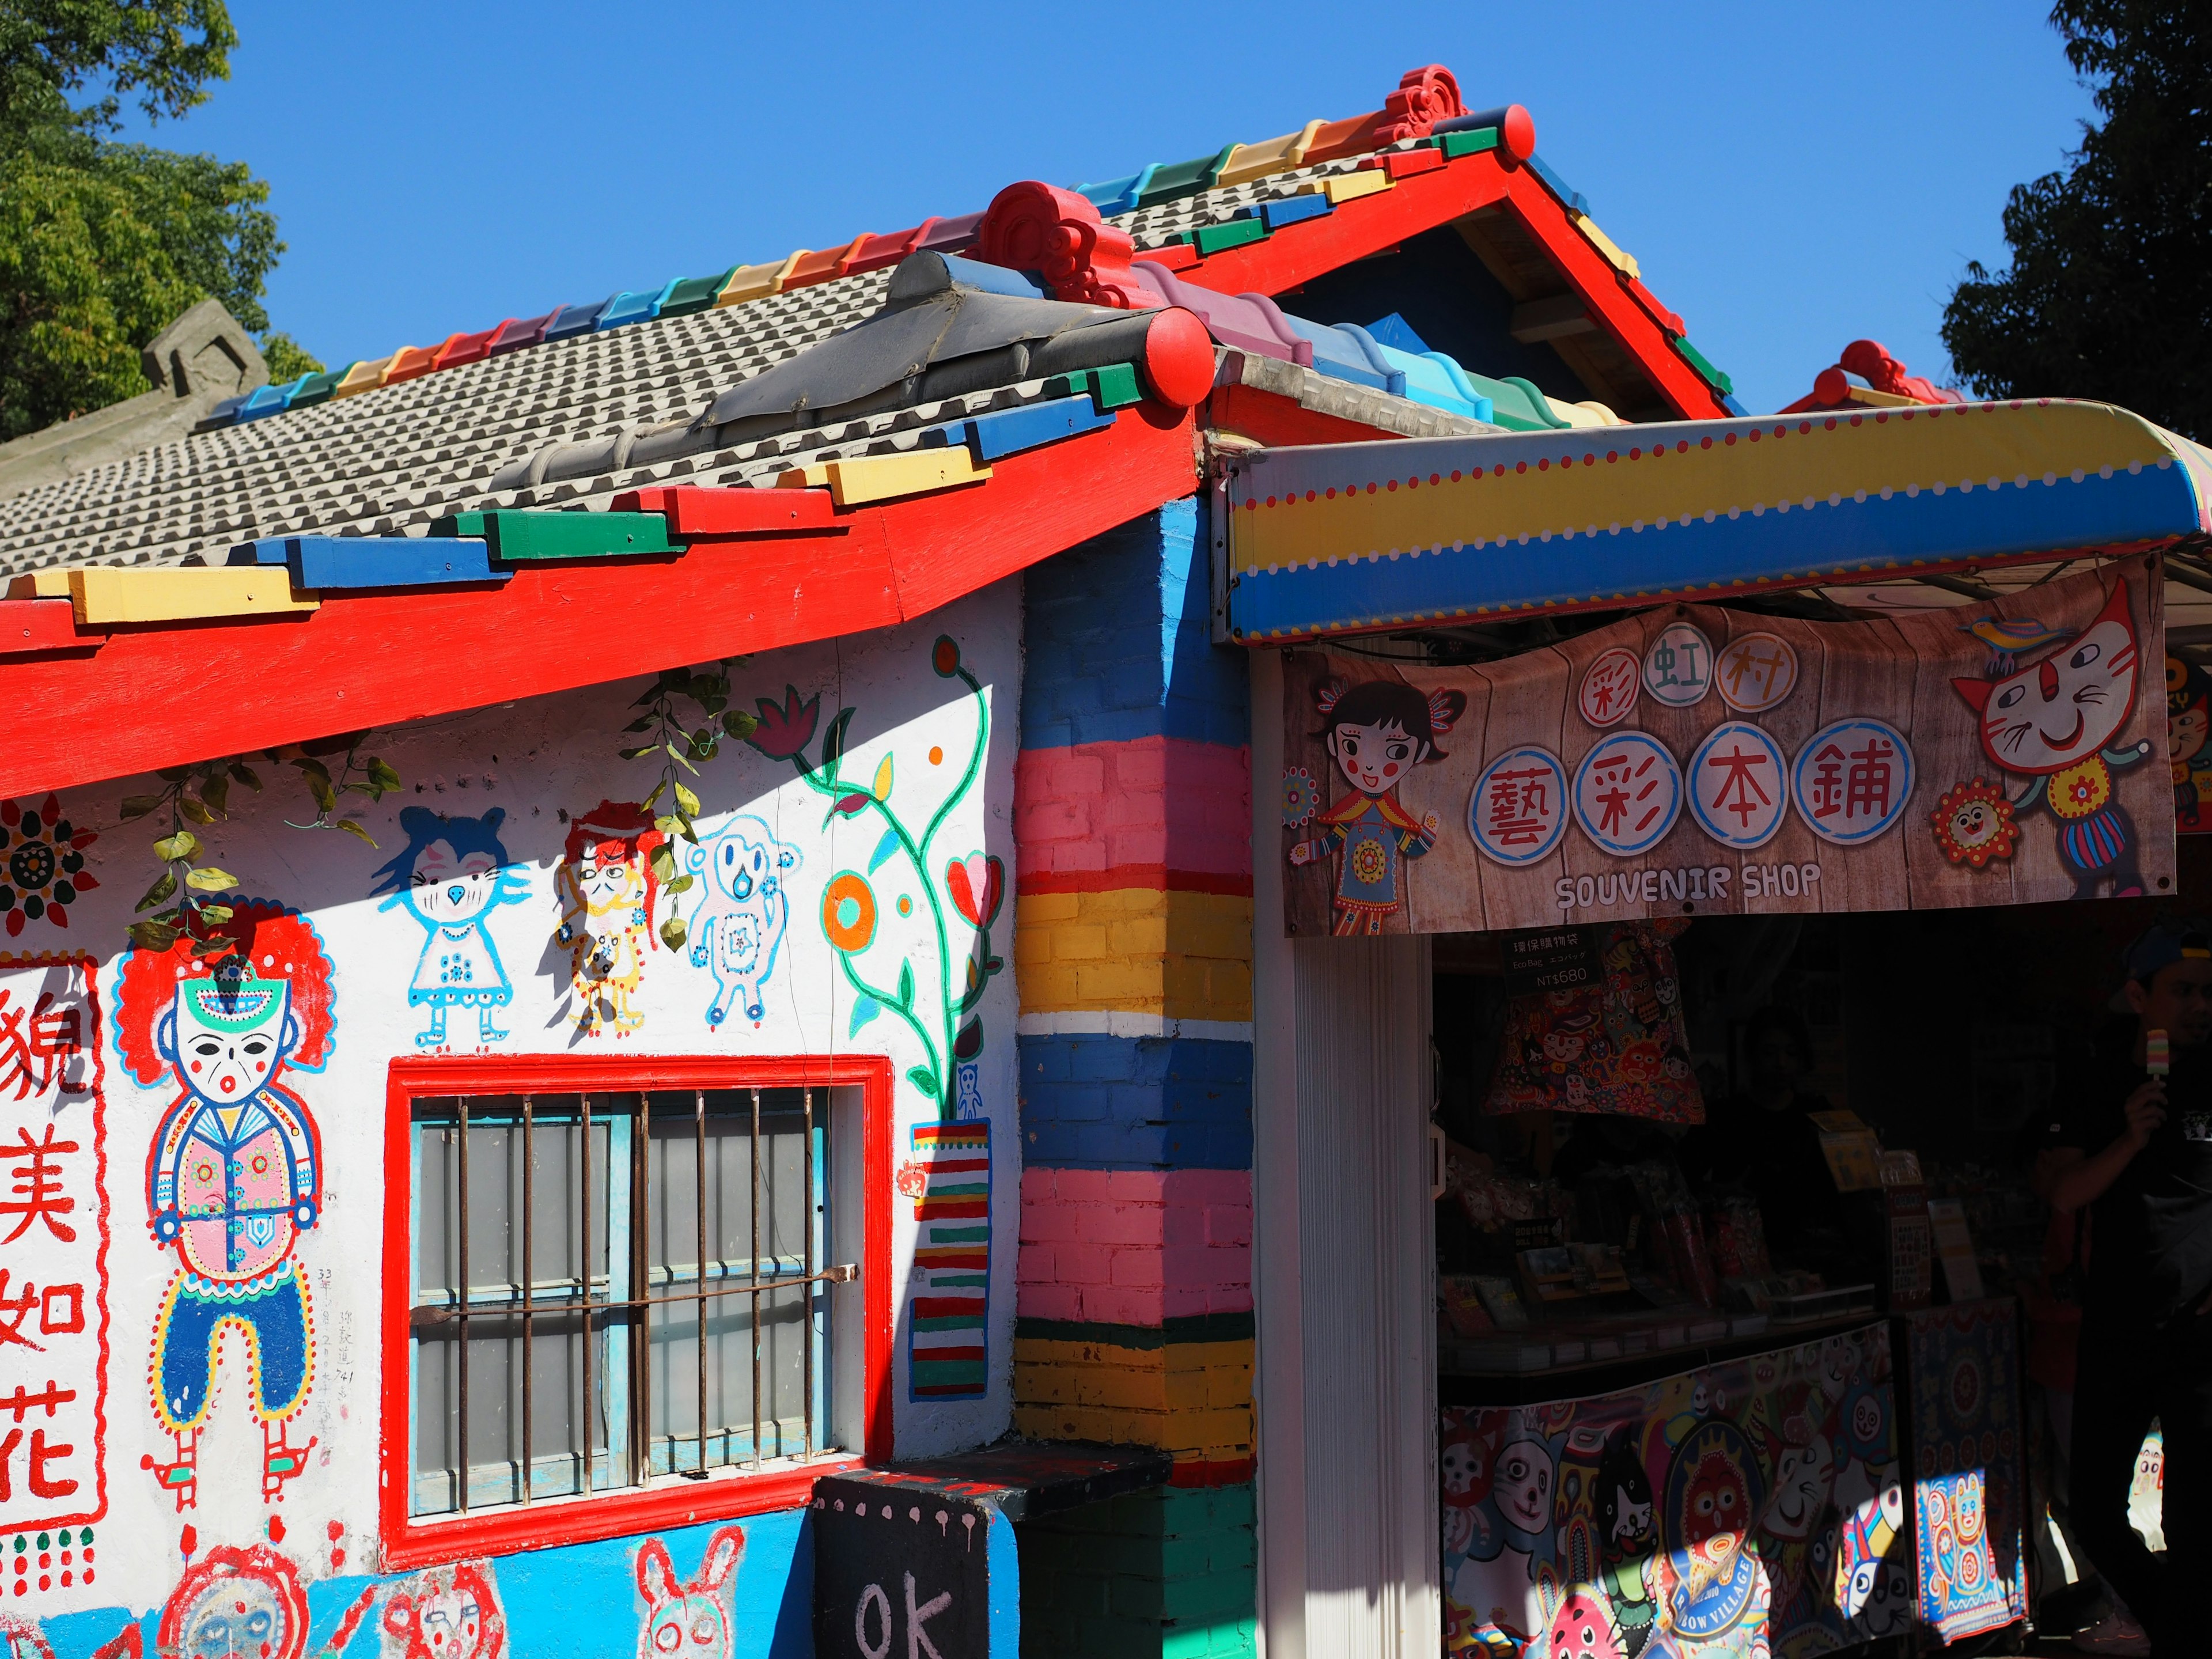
[115,1,2097,417]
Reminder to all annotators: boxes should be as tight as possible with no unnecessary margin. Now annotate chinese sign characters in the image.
[1281,556,2172,935]
[0,955,106,1535]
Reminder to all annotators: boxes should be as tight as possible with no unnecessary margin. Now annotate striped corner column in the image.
[1012,499,1259,1659]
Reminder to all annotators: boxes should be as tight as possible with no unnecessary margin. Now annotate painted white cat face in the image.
[409,840,502,925]
[1764,1435,1835,1540]
[1955,586,2140,774]
[1497,1439,1552,1533]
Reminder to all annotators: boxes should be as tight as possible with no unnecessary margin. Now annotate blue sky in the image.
[115,2,2097,417]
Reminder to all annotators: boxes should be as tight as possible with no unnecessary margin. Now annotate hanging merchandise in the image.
[1483,918,1705,1122]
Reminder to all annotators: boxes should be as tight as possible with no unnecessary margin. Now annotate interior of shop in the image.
[1427,838,2212,1651]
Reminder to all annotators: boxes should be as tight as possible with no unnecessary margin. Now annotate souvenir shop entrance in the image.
[1247,555,2194,1658]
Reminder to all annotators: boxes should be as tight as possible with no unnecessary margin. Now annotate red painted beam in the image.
[1175,153,1730,423]
[0,598,101,657]
[0,408,1199,799]
[1207,381,1431,448]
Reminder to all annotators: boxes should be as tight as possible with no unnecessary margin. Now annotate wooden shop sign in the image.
[1278,555,2172,935]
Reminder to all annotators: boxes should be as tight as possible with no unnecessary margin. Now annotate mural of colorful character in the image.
[371,808,530,1049]
[114,902,333,1508]
[156,1545,309,1659]
[555,802,666,1035]
[634,1527,745,1659]
[1949,581,2154,897]
[683,815,800,1027]
[2167,654,2212,832]
[1593,1426,1658,1658]
[1288,679,1466,935]
[381,1562,505,1659]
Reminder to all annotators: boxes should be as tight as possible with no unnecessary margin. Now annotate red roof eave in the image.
[0,409,1199,800]
[1176,156,1728,423]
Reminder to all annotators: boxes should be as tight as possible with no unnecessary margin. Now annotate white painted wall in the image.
[0,580,1022,1623]
[1251,648,1440,1659]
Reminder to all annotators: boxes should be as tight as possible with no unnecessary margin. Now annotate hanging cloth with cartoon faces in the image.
[1483,919,1705,1122]
[1949,579,2154,896]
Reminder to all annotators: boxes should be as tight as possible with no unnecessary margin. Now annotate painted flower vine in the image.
[753,637,1004,1118]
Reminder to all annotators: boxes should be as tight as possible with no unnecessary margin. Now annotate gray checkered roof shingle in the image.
[0,165,1367,582]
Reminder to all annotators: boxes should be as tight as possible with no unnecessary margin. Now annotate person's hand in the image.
[2123,1080,2168,1152]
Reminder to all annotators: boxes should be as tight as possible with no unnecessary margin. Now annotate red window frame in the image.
[379,1052,892,1569]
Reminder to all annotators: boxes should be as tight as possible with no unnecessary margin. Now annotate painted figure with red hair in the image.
[114,902,334,1510]
[555,802,665,1035]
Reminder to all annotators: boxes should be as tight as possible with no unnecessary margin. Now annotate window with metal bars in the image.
[407,1085,850,1517]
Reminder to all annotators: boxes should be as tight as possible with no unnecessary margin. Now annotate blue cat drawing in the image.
[371,806,532,1048]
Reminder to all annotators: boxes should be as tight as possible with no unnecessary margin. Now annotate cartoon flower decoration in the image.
[1281,767,1319,829]
[0,794,97,935]
[821,871,879,953]
[1350,838,1389,888]
[945,853,1004,930]
[747,685,822,762]
[1929,778,2019,868]
[2053,757,2111,816]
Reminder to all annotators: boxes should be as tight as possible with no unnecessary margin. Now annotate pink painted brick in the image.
[1162,1286,1211,1319]
[1106,1169,1171,1203]
[1044,1168,1115,1203]
[1161,1206,1206,1250]
[1205,1206,1253,1247]
[1018,1284,1084,1321]
[1086,1206,1166,1247]
[1051,1241,1117,1285]
[1017,1244,1055,1282]
[1021,1166,1059,1204]
[1162,1241,1247,1288]
[1020,1204,1084,1244]
[1110,1255,1165,1291]
[1090,1288,1166,1325]
[1012,800,1094,842]
[1163,1168,1251,1206]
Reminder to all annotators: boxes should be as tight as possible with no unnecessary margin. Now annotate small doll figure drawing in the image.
[1289,678,1467,934]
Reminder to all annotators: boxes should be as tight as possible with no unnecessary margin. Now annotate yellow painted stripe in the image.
[1014,888,1252,1021]
[71,567,317,626]
[775,449,989,507]
[1231,400,2187,577]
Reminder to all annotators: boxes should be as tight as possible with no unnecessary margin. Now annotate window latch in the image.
[824,1263,859,1283]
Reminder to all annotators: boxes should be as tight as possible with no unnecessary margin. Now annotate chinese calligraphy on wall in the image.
[0,955,106,1536]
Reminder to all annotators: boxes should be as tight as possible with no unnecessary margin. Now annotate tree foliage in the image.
[1942,2,2212,439]
[0,1,317,440]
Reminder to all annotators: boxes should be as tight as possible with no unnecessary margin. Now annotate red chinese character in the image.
[0,1124,77,1244]
[0,1381,74,1422]
[1847,737,1896,820]
[1807,743,1847,820]
[0,989,82,1103]
[0,1426,78,1500]
[1487,766,1554,847]
[1704,740,1776,830]
[0,1270,39,1353]
[39,1283,81,1335]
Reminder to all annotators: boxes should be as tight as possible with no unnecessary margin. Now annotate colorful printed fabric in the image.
[1441,1325,1904,1657]
[1903,1301,2029,1642]
[1483,920,1705,1123]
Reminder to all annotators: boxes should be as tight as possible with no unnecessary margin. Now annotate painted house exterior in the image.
[0,63,1774,1659]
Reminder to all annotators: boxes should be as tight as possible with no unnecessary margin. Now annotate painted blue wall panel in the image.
[1022,499,1249,751]
[1230,463,2204,641]
[1018,1034,1253,1171]
[41,1509,813,1659]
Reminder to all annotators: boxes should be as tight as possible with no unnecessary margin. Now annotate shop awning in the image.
[1222,398,2212,642]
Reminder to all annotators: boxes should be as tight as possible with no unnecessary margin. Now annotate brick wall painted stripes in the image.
[1016,497,1256,1657]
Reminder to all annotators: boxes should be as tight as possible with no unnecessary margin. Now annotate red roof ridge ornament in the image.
[1374,65,1466,145]
[1783,339,1966,414]
[975,181,1154,310]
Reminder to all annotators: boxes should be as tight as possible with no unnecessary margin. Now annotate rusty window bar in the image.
[695,1089,708,1476]
[520,1092,533,1506]
[750,1086,763,1472]
[803,1086,814,1461]
[406,1265,855,1328]
[632,1090,651,1488]
[579,1091,593,1497]
[456,1095,468,1515]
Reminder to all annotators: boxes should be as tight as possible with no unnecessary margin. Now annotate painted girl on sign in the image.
[1288,679,1465,934]
[1949,579,2154,897]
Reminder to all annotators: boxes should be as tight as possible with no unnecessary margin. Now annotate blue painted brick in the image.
[1022,499,1249,752]
[1259,193,1332,232]
[1020,1035,1252,1170]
